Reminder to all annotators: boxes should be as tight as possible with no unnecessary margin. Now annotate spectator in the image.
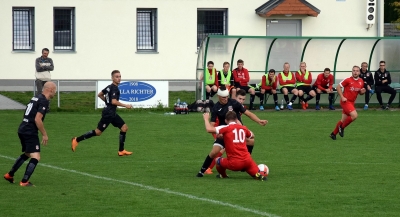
[374,60,397,110]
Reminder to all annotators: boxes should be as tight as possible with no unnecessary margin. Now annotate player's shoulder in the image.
[37,94,49,103]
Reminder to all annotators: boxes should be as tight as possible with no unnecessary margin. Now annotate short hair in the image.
[223,61,230,67]
[237,59,244,64]
[283,62,290,67]
[380,60,386,64]
[237,89,246,96]
[300,62,306,66]
[361,62,368,66]
[353,65,361,70]
[207,61,214,66]
[324,68,331,72]
[111,70,120,76]
[225,111,237,121]
[42,48,49,53]
[268,69,276,73]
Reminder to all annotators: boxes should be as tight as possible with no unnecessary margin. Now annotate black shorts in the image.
[236,85,253,93]
[261,89,275,94]
[297,85,313,94]
[280,86,296,93]
[213,138,225,148]
[18,133,40,153]
[97,114,125,132]
[313,86,337,93]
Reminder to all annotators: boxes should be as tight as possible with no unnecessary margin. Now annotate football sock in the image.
[273,93,278,106]
[388,93,396,105]
[259,94,264,105]
[77,130,96,142]
[8,154,29,176]
[206,92,210,100]
[284,95,289,104]
[333,120,342,135]
[119,131,126,151]
[364,92,370,104]
[290,95,297,103]
[21,158,38,183]
[316,93,321,105]
[216,165,228,178]
[247,145,254,155]
[342,116,353,128]
[299,95,305,102]
[250,94,255,108]
[328,93,335,105]
[305,95,314,102]
[200,155,214,174]
[209,152,223,169]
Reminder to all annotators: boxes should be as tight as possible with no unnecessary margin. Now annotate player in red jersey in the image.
[313,68,336,110]
[202,111,266,181]
[330,66,366,140]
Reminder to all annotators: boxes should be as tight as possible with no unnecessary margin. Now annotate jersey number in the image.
[25,103,33,115]
[232,128,245,143]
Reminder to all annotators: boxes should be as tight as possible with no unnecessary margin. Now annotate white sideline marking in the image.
[0,154,279,217]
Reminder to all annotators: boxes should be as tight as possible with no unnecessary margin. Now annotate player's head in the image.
[217,86,229,105]
[268,69,276,79]
[223,62,230,72]
[111,70,121,85]
[207,61,214,70]
[361,62,368,71]
[299,62,306,71]
[323,68,331,78]
[42,48,49,58]
[283,62,290,71]
[352,66,360,78]
[379,60,386,70]
[225,111,237,123]
[43,82,57,99]
[236,89,246,105]
[237,59,244,69]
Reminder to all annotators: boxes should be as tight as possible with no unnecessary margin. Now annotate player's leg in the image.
[215,157,229,178]
[328,89,336,110]
[298,87,307,110]
[281,87,289,105]
[271,89,279,110]
[112,114,132,156]
[375,86,384,109]
[248,86,256,110]
[315,88,322,110]
[207,149,224,174]
[289,88,299,104]
[19,135,42,186]
[210,85,218,98]
[246,130,255,154]
[304,88,315,108]
[205,85,212,99]
[197,140,223,177]
[71,117,109,152]
[385,86,397,109]
[4,134,31,184]
[330,102,350,139]
[245,158,266,181]
[259,89,265,110]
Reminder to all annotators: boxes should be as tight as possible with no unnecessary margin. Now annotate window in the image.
[12,7,34,50]
[197,9,227,48]
[54,8,75,50]
[137,8,157,52]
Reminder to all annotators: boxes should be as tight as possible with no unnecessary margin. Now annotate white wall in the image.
[0,0,382,80]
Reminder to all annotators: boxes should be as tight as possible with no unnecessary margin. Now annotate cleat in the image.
[71,137,79,152]
[330,133,336,140]
[301,101,307,110]
[287,105,293,110]
[118,150,133,156]
[315,105,321,110]
[275,105,280,111]
[216,174,229,178]
[369,89,374,94]
[329,105,335,110]
[196,172,204,177]
[4,173,14,184]
[381,105,385,110]
[363,104,368,110]
[259,105,264,111]
[338,125,344,137]
[305,102,309,108]
[20,181,35,187]
[255,172,267,181]
[204,168,213,174]
[385,106,390,110]
[249,107,256,110]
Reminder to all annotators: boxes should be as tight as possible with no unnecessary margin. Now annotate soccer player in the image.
[259,69,280,111]
[202,111,266,181]
[4,82,57,186]
[313,68,336,110]
[296,62,316,110]
[71,70,133,156]
[278,62,298,110]
[330,66,366,140]
[196,86,267,177]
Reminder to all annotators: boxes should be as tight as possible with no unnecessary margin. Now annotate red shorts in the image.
[218,157,258,176]
[340,101,355,115]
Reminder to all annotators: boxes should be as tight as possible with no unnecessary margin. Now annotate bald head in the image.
[43,82,56,90]
[42,82,57,99]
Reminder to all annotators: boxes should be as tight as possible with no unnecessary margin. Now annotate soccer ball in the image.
[258,164,269,177]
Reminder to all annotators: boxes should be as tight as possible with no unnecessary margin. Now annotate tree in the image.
[391,1,400,23]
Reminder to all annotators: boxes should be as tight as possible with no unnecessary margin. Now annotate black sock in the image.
[8,154,29,176]
[250,94,255,105]
[290,95,297,103]
[328,93,334,106]
[316,93,321,105]
[259,94,264,105]
[273,93,278,106]
[119,131,126,151]
[305,95,314,102]
[21,158,38,183]
[284,95,289,104]
[199,155,214,174]
[206,92,210,99]
[299,95,305,101]
[247,145,254,155]
[77,130,96,142]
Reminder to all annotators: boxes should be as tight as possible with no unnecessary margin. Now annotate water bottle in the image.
[177,98,181,105]
[280,99,284,110]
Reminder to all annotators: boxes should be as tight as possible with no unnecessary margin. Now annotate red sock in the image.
[333,120,342,135]
[342,116,354,128]
[209,152,223,169]
[216,164,228,178]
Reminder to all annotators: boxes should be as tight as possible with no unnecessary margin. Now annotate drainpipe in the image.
[377,0,384,37]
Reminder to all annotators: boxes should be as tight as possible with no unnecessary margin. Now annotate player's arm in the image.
[295,72,303,82]
[35,112,48,145]
[110,87,132,108]
[337,82,346,102]
[387,72,392,84]
[112,99,132,108]
[203,113,216,133]
[97,91,106,102]
[244,70,250,83]
[243,110,267,126]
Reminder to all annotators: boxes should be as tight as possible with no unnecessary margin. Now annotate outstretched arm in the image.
[203,113,216,133]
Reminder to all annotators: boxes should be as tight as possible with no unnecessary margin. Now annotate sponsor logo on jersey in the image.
[228,106,233,111]
[119,81,157,102]
[36,145,39,150]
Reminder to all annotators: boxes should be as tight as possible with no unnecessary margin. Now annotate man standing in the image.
[359,62,374,110]
[35,48,54,95]
[374,61,397,110]
[71,70,133,156]
[4,82,57,186]
[296,62,316,110]
[278,62,298,110]
[313,68,336,110]
[233,59,256,109]
[330,66,366,140]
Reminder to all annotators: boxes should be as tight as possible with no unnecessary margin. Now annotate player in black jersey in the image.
[196,86,268,177]
[71,70,133,156]
[4,82,57,187]
[359,62,375,110]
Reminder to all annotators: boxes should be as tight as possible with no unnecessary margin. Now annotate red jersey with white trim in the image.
[313,73,334,90]
[261,75,278,90]
[215,123,253,160]
[233,67,250,86]
[339,77,364,102]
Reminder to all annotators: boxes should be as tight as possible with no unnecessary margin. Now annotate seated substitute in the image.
[217,61,236,98]
[312,68,336,110]
[296,62,316,110]
[258,69,279,111]
[359,62,375,110]
[374,60,397,110]
[277,62,298,110]
[233,59,256,109]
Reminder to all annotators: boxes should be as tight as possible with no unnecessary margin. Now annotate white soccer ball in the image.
[258,164,269,177]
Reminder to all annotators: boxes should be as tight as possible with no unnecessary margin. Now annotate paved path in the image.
[0,94,25,110]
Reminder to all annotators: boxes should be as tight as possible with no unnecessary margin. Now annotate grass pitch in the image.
[0,109,399,217]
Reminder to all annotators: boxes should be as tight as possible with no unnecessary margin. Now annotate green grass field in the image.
[1,108,400,217]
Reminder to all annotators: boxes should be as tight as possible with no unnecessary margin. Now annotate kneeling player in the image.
[202,112,266,180]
